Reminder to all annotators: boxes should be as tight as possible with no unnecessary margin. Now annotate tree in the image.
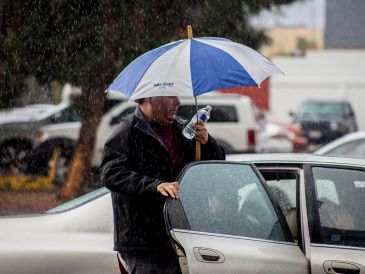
[1,0,297,199]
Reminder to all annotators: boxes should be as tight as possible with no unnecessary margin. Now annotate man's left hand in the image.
[195,120,208,144]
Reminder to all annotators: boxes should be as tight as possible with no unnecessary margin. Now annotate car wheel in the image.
[0,141,32,174]
[27,141,75,187]
[52,148,74,187]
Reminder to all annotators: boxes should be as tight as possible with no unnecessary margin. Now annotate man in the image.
[100,96,225,274]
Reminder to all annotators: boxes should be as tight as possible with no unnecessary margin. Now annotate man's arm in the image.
[101,131,179,198]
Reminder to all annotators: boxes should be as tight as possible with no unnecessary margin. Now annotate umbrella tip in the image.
[187,25,193,39]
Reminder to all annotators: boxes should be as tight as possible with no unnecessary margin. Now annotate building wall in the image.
[325,0,365,48]
[269,50,365,130]
[219,79,270,110]
[260,27,324,57]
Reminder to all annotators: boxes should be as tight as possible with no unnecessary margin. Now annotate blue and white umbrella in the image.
[108,37,283,100]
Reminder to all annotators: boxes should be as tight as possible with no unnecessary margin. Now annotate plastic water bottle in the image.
[182,105,212,139]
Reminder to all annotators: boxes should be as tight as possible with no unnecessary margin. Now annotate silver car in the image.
[1,154,365,273]
[315,131,365,157]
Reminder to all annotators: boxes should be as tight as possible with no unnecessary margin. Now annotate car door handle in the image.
[324,261,360,274]
[332,262,360,274]
[193,248,224,263]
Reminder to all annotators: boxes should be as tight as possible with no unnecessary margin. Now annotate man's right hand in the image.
[157,182,179,199]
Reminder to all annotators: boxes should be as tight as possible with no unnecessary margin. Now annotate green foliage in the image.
[0,0,297,108]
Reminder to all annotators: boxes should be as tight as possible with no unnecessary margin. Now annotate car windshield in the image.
[298,102,344,118]
[45,187,109,214]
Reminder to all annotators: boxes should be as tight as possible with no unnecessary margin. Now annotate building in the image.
[270,50,365,130]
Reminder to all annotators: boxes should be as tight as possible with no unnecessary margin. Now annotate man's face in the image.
[148,96,181,126]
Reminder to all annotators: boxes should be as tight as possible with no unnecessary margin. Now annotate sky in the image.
[250,0,326,29]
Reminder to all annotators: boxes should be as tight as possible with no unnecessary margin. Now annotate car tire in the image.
[27,140,75,187]
[0,140,32,174]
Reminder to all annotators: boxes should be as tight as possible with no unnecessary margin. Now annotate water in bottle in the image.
[182,105,212,139]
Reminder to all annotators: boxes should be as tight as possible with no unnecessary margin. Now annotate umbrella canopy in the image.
[108,37,283,99]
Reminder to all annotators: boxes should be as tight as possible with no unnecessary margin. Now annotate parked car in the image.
[0,102,69,173]
[291,100,357,145]
[315,131,365,157]
[258,119,308,153]
[24,92,128,183]
[34,93,262,179]
[0,94,126,175]
[0,188,119,274]
[2,154,365,273]
[0,104,57,124]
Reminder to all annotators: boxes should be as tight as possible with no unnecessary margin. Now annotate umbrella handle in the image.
[195,140,201,161]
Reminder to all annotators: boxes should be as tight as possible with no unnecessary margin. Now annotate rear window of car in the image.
[178,105,238,122]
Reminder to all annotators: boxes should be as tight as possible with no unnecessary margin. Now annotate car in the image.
[315,131,365,157]
[2,154,365,273]
[0,94,125,175]
[0,102,71,173]
[0,104,57,124]
[0,188,119,274]
[35,93,262,171]
[258,119,308,153]
[291,100,358,145]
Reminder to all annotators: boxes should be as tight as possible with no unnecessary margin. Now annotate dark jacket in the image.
[100,108,225,252]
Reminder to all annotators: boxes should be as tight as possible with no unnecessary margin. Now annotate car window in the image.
[55,102,84,123]
[112,107,136,124]
[326,139,365,157]
[179,163,286,241]
[104,99,124,113]
[344,103,352,116]
[312,167,365,248]
[260,171,298,240]
[177,105,238,122]
[298,102,344,119]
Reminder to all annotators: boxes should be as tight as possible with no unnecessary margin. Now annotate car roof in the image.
[226,153,365,168]
[302,99,347,105]
[315,131,365,155]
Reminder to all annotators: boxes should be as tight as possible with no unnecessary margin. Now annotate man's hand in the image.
[195,120,209,144]
[157,182,179,199]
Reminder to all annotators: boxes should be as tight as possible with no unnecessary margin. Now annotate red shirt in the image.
[151,124,188,175]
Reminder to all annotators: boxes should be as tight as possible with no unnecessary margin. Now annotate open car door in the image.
[164,161,309,274]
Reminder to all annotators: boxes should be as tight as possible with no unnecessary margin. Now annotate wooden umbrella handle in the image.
[188,25,199,160]
[195,140,201,161]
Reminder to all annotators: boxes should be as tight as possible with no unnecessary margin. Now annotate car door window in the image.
[260,171,298,240]
[178,163,286,241]
[312,167,365,248]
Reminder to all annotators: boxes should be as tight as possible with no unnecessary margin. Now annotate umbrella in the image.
[108,26,283,160]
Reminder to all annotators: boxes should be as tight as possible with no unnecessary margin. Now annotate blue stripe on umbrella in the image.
[108,40,184,97]
[190,39,257,96]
